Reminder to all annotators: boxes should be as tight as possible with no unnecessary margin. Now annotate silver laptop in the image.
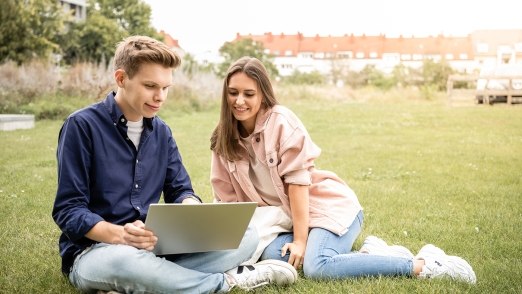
[144,202,257,255]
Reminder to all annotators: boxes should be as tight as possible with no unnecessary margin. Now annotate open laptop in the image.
[144,202,257,255]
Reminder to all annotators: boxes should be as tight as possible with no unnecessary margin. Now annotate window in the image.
[264,49,271,54]
[280,64,293,69]
[337,51,353,59]
[401,54,411,60]
[273,51,280,56]
[284,50,293,56]
[459,54,468,60]
[70,4,77,16]
[383,53,400,62]
[412,54,423,60]
[369,52,378,58]
[314,52,325,59]
[445,54,454,60]
[356,52,364,58]
[425,54,441,61]
[477,43,488,53]
[515,43,522,52]
[326,52,334,58]
[298,52,313,58]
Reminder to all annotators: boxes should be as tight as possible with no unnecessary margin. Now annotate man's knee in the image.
[240,225,259,256]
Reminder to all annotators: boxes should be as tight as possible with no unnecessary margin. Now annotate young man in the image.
[52,36,297,293]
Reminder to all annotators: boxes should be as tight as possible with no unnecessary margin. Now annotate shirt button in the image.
[121,118,125,122]
[137,206,140,210]
[135,184,138,188]
[269,158,273,163]
[256,138,260,142]
[126,137,130,140]
[113,123,116,126]
[136,159,139,163]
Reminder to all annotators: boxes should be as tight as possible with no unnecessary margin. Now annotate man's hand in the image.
[122,220,157,251]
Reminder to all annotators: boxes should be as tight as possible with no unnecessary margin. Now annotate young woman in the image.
[209,56,476,283]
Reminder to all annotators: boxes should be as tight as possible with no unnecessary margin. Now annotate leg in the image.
[304,211,413,279]
[69,243,230,294]
[260,210,365,263]
[167,225,258,273]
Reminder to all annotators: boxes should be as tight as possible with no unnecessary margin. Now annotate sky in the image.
[143,0,522,55]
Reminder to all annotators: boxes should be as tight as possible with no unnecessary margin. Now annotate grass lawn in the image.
[0,97,520,293]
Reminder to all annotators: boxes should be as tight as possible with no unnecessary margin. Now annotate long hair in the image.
[210,56,279,161]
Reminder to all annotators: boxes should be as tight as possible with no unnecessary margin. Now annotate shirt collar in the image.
[103,91,154,130]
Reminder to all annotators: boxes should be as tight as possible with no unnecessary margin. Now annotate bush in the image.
[283,70,326,85]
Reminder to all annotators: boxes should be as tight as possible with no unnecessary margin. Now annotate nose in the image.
[154,88,167,102]
[235,94,245,105]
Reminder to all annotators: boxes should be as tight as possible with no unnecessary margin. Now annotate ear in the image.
[114,69,126,88]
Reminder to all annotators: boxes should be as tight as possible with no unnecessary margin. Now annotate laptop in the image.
[144,202,257,255]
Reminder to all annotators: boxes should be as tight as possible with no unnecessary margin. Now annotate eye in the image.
[245,93,255,97]
[145,84,155,89]
[228,91,238,96]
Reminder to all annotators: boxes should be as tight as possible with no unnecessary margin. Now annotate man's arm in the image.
[85,220,157,250]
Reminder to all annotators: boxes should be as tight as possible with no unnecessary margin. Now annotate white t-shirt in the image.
[126,118,144,150]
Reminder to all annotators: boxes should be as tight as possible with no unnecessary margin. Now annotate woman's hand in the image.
[122,220,157,251]
[282,240,306,269]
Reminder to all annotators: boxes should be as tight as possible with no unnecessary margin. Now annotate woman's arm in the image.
[282,184,309,268]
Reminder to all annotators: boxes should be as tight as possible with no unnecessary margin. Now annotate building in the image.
[59,0,86,21]
[234,32,478,76]
[471,30,522,66]
[159,30,185,56]
[231,30,522,77]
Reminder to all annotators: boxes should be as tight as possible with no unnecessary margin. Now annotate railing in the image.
[446,75,522,106]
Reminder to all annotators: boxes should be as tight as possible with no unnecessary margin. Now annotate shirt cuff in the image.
[283,169,311,185]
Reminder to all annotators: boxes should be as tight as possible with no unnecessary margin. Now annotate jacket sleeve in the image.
[52,116,104,243]
[210,151,237,202]
[275,112,321,185]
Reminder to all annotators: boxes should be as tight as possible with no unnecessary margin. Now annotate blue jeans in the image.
[69,226,258,293]
[260,211,413,279]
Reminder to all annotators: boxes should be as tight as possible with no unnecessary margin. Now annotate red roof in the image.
[159,30,181,49]
[234,32,474,59]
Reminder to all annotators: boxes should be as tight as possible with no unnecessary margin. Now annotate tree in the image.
[89,0,159,38]
[59,0,159,65]
[60,10,128,64]
[0,0,67,64]
[421,59,454,91]
[217,38,278,78]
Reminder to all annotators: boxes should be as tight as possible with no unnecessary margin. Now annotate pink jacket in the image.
[211,105,362,236]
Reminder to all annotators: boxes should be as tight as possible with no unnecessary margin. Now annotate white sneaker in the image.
[359,236,414,259]
[416,244,476,284]
[225,259,298,291]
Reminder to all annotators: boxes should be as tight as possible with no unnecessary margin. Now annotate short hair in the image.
[210,56,279,161]
[113,35,181,79]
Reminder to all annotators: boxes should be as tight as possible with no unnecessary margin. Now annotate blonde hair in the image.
[210,56,279,161]
[113,35,181,79]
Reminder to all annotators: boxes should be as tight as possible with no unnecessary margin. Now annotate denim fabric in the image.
[69,226,258,294]
[260,211,413,279]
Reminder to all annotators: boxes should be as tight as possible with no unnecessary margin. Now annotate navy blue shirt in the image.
[52,92,200,273]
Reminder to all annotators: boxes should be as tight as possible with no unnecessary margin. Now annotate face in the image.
[115,62,172,122]
[227,72,263,133]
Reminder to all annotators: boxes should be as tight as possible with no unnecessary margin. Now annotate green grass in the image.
[0,97,521,293]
